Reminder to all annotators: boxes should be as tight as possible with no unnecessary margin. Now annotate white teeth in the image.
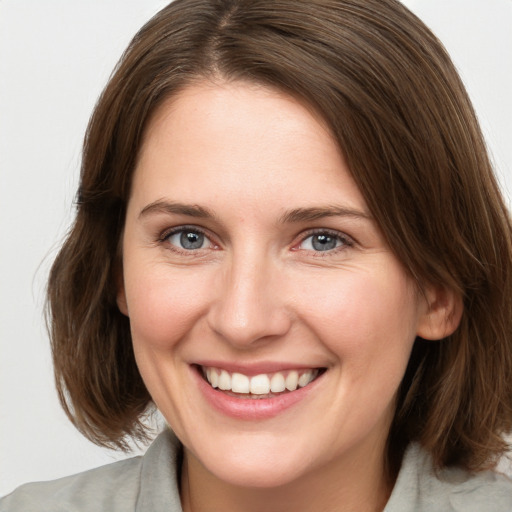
[285,370,299,391]
[203,367,320,395]
[270,372,286,392]
[210,368,219,388]
[231,372,250,393]
[298,370,313,388]
[250,374,270,395]
[218,370,231,390]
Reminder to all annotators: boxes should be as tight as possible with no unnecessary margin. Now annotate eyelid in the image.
[293,228,356,251]
[158,225,219,252]
[157,225,355,254]
[159,224,206,241]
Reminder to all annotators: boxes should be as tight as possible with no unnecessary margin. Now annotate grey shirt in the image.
[2,429,511,511]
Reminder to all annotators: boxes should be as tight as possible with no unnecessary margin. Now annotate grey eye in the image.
[300,233,343,252]
[168,230,209,250]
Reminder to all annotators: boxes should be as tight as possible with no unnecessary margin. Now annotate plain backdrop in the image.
[1,0,511,496]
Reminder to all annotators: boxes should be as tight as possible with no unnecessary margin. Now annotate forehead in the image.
[131,80,367,215]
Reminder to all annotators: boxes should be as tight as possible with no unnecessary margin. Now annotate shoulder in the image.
[0,429,182,512]
[0,456,143,512]
[386,443,512,512]
[428,461,512,512]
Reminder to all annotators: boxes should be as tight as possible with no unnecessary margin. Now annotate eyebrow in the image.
[139,200,215,219]
[279,206,372,223]
[139,200,371,224]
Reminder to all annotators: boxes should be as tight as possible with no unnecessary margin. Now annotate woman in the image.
[2,0,512,510]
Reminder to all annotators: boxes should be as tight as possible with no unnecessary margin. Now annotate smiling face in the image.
[118,80,432,493]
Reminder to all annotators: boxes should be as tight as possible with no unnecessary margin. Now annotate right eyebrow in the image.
[279,205,372,224]
[138,200,215,220]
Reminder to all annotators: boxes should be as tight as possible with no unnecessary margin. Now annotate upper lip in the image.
[193,361,325,376]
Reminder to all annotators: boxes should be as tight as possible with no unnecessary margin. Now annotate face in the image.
[118,81,431,489]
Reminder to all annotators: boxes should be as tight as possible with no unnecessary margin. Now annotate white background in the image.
[1,0,511,496]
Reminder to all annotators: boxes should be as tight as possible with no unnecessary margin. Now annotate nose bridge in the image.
[208,244,290,347]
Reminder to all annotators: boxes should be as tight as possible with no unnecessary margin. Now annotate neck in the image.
[180,441,394,512]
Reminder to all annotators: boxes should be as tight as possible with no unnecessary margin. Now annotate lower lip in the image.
[192,366,323,420]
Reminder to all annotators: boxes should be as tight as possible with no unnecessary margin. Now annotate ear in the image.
[416,283,463,340]
[115,262,129,317]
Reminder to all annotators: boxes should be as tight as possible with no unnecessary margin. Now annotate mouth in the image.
[199,365,325,399]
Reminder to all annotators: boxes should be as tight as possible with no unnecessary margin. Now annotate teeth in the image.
[285,370,298,391]
[209,368,219,388]
[250,374,270,395]
[231,372,250,393]
[218,370,231,390]
[298,371,313,388]
[270,373,286,393]
[203,367,319,395]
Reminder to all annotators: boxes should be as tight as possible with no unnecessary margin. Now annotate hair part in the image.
[47,0,512,470]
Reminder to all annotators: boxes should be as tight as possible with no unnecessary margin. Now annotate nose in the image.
[207,250,292,348]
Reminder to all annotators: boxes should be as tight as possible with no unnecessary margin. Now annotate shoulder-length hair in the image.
[47,0,512,471]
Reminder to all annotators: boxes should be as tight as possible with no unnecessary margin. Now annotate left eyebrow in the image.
[138,200,215,220]
[279,206,372,224]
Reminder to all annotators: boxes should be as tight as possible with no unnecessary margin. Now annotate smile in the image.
[193,364,327,419]
[201,366,321,397]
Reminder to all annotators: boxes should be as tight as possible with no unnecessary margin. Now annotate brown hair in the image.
[48,0,512,470]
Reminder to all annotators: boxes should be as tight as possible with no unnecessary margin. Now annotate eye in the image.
[298,231,352,252]
[164,227,213,251]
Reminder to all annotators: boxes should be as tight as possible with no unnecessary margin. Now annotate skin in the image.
[118,80,459,512]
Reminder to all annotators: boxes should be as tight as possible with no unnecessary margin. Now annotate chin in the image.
[206,456,310,489]
[187,433,319,489]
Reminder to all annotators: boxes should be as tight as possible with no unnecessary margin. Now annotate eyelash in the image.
[159,225,215,255]
[158,226,355,256]
[295,229,355,256]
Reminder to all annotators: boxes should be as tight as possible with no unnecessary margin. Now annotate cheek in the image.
[122,264,212,420]
[297,265,419,370]
[124,265,210,350]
